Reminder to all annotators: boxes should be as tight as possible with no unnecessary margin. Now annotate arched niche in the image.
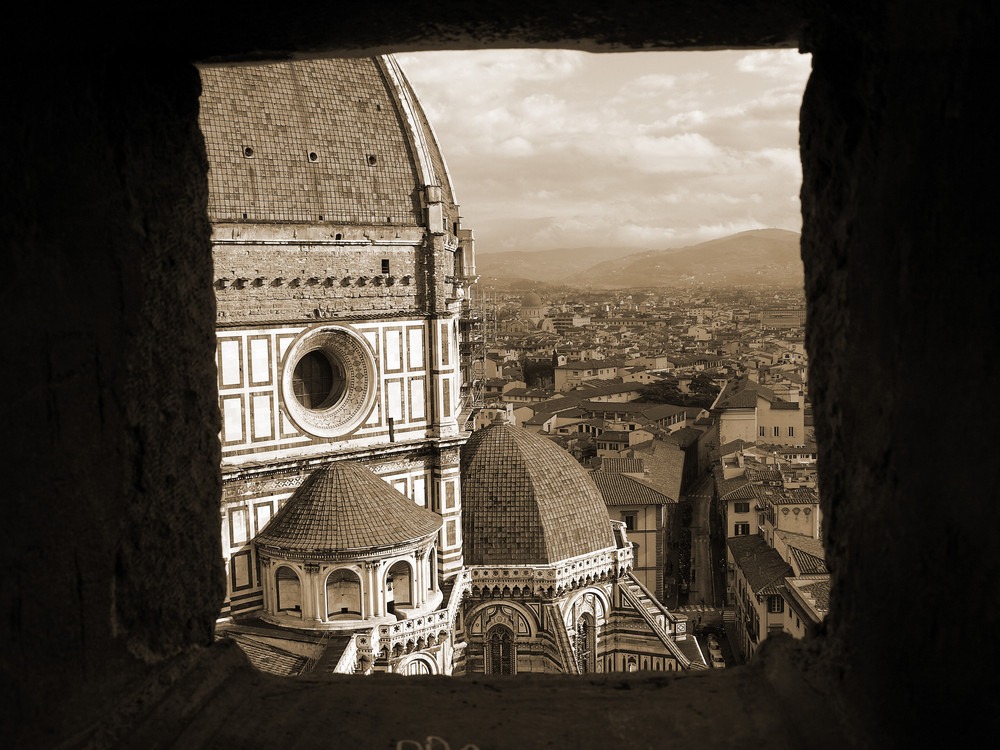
[326,568,362,619]
[275,565,302,618]
[387,560,413,607]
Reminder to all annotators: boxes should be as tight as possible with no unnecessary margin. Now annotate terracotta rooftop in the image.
[800,578,831,613]
[746,467,784,483]
[254,461,441,555]
[600,457,646,475]
[727,534,793,595]
[789,547,828,575]
[775,530,828,574]
[631,439,685,502]
[461,424,615,566]
[216,632,309,677]
[720,475,754,499]
[590,471,671,507]
[717,438,752,456]
[199,57,455,227]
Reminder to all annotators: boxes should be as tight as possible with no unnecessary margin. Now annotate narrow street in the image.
[688,495,713,608]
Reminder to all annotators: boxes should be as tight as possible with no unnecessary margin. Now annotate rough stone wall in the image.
[2,56,223,744]
[801,1,1000,744]
[213,242,424,324]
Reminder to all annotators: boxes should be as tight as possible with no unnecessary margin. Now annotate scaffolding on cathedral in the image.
[458,286,498,430]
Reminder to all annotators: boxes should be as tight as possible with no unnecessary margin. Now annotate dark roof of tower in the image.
[254,462,441,555]
[461,423,615,566]
[198,56,458,227]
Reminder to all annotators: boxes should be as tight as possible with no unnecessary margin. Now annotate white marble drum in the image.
[254,461,444,630]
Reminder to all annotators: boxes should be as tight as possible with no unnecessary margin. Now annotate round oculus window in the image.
[280,325,377,438]
[291,350,346,410]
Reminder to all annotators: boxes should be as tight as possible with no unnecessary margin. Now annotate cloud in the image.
[633,73,678,90]
[736,50,812,80]
[497,136,534,157]
[399,49,810,253]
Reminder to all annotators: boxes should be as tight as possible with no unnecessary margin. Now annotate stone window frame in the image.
[485,624,516,676]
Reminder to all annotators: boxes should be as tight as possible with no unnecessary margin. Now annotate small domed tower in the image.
[254,461,443,628]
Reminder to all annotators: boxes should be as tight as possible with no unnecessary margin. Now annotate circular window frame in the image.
[279,324,378,438]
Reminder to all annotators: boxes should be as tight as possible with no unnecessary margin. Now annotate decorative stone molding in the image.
[279,323,378,439]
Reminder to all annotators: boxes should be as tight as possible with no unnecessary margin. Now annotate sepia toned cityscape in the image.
[204,51,820,680]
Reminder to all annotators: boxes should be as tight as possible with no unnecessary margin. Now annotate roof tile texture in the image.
[727,534,793,595]
[199,57,453,226]
[255,461,441,554]
[590,471,670,507]
[461,424,614,566]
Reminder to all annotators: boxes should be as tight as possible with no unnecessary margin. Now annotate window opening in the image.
[205,48,813,683]
[485,625,515,675]
[292,350,345,410]
[575,614,596,673]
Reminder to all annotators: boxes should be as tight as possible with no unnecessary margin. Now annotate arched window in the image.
[326,568,362,618]
[485,625,515,675]
[575,613,596,673]
[275,566,302,617]
[402,658,432,676]
[387,561,413,607]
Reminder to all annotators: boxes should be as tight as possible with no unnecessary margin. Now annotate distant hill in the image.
[475,229,802,287]
[571,229,802,287]
[475,246,642,283]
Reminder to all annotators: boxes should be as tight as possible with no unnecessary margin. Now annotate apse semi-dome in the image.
[199,55,458,228]
[255,461,442,556]
[461,424,615,565]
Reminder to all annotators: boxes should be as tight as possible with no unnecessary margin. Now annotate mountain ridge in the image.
[475,229,802,287]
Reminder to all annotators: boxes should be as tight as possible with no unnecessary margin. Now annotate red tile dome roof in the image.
[254,462,441,556]
[461,424,615,565]
[199,56,458,228]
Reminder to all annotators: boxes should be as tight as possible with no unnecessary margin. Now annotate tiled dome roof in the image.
[199,56,458,228]
[461,424,615,565]
[254,462,441,555]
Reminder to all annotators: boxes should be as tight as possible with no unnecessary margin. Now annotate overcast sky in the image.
[396,49,811,255]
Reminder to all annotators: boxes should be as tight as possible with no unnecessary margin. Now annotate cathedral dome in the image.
[520,292,544,308]
[255,461,442,556]
[199,56,458,228]
[460,424,615,566]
